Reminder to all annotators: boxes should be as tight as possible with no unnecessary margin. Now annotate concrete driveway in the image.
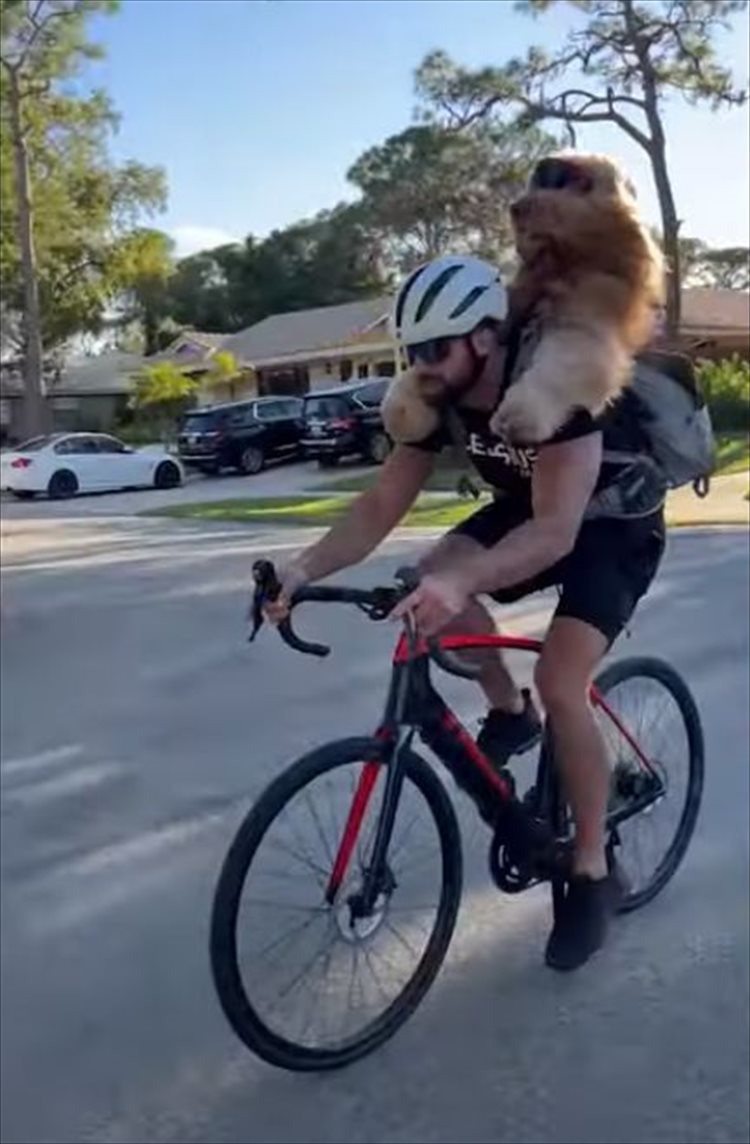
[0,455,373,520]
[1,518,748,1144]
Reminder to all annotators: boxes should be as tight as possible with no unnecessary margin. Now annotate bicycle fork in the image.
[324,654,415,912]
[324,653,515,913]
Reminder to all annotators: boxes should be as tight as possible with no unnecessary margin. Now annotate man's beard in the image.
[437,343,488,406]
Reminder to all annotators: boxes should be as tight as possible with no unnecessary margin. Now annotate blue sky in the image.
[87,0,750,258]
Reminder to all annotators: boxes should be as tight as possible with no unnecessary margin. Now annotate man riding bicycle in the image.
[266,254,666,972]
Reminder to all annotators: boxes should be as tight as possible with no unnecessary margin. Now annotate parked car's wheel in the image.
[10,490,36,501]
[367,430,391,465]
[238,445,264,476]
[154,460,182,490]
[317,456,340,470]
[47,469,79,500]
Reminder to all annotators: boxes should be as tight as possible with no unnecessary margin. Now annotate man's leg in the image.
[534,616,610,879]
[419,533,524,714]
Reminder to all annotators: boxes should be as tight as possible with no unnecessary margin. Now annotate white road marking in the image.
[2,762,124,806]
[0,744,83,779]
[20,807,235,935]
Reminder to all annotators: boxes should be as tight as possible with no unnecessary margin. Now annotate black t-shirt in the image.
[410,320,650,514]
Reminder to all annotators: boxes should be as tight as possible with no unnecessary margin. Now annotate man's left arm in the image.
[465,431,603,595]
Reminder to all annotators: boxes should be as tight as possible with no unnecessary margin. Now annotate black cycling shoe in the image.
[544,872,621,972]
[476,689,542,768]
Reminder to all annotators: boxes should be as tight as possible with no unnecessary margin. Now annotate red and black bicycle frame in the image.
[325,632,662,910]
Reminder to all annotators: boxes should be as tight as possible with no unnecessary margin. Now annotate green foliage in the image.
[165,204,387,334]
[1,0,168,356]
[680,239,749,291]
[129,361,198,441]
[348,121,557,271]
[110,227,175,354]
[697,354,750,430]
[204,349,244,400]
[714,431,749,475]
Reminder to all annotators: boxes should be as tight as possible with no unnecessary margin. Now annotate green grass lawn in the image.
[150,492,485,529]
[715,432,750,475]
[149,432,748,531]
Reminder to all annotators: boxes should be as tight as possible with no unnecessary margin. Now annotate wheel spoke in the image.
[597,668,698,902]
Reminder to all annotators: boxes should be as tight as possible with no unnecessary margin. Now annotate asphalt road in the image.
[1,517,749,1144]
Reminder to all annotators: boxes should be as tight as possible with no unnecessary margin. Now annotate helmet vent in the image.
[448,284,489,321]
[414,264,462,324]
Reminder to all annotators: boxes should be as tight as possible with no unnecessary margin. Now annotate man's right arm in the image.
[266,445,435,619]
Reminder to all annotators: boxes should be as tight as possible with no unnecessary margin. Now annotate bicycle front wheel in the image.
[210,737,462,1071]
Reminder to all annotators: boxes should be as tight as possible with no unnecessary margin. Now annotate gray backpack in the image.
[626,351,716,491]
[586,350,716,520]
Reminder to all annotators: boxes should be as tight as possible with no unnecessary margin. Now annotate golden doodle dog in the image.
[382,152,665,446]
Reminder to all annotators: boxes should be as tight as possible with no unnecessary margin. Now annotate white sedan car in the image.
[0,433,183,500]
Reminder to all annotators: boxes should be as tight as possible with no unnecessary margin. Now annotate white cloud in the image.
[169,225,240,259]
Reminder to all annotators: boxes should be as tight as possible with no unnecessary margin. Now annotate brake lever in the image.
[248,591,264,643]
[248,559,281,643]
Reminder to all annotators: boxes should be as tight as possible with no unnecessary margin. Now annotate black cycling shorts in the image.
[450,497,666,646]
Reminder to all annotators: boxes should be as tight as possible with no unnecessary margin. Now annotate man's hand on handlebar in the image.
[262,561,309,626]
[391,570,472,638]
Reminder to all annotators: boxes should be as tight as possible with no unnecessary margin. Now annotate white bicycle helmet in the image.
[390,254,508,346]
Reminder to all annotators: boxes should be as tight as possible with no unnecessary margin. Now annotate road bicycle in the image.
[210,560,704,1072]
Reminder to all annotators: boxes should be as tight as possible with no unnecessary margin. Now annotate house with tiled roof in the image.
[679,288,750,358]
[218,295,397,399]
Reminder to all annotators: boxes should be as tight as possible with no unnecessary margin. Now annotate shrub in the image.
[696,354,750,431]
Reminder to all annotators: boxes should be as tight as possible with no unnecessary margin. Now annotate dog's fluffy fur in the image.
[382,152,665,446]
[380,366,444,443]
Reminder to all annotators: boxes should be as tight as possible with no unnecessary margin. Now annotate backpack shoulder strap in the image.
[443,406,481,501]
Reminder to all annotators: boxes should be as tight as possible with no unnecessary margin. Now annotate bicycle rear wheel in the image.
[210,737,462,1071]
[594,656,705,913]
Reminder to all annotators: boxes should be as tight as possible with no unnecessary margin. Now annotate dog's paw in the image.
[489,384,565,445]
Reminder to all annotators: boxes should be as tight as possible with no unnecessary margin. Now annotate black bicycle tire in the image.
[594,655,704,913]
[537,656,704,914]
[209,737,463,1072]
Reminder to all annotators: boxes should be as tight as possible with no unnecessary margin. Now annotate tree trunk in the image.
[621,0,681,338]
[8,70,47,439]
[649,133,682,338]
[143,307,159,356]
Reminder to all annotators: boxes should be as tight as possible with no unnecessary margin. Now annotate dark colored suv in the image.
[302,378,392,468]
[177,396,304,475]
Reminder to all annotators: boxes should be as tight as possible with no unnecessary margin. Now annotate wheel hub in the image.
[336,866,396,942]
[336,890,389,942]
[610,759,666,813]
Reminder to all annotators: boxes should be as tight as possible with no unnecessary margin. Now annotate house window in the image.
[357,363,369,379]
[339,359,353,382]
[375,360,396,377]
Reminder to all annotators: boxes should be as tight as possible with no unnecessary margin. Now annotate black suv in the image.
[177,396,304,475]
[302,378,391,468]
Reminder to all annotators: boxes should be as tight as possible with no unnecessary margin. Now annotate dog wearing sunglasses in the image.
[490,151,664,442]
[382,152,664,446]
